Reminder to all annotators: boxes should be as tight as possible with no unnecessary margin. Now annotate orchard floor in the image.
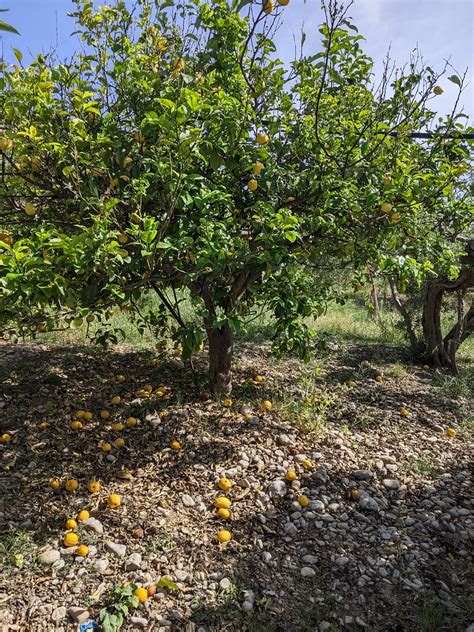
[0,340,473,632]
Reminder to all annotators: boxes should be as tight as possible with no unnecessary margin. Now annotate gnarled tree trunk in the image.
[207,323,233,395]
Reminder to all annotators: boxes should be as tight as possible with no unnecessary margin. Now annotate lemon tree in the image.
[0,0,472,393]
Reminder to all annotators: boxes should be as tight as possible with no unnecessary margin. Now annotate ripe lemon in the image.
[77,510,90,522]
[76,410,86,419]
[114,438,125,448]
[218,477,232,492]
[302,459,313,469]
[297,495,309,507]
[0,433,11,443]
[111,395,121,405]
[143,384,153,393]
[108,493,121,508]
[50,479,61,489]
[217,529,232,543]
[243,412,253,421]
[112,422,124,431]
[87,480,101,493]
[380,202,392,213]
[70,420,83,430]
[285,470,297,481]
[101,442,112,453]
[65,479,79,492]
[66,519,77,529]
[262,400,272,411]
[25,202,37,216]
[375,375,383,383]
[76,544,89,557]
[64,532,79,547]
[248,178,258,192]
[82,411,93,421]
[100,410,110,420]
[147,585,156,597]
[252,162,264,175]
[223,399,232,408]
[390,212,401,224]
[399,408,409,418]
[134,587,148,603]
[170,439,181,450]
[446,427,456,438]
[254,375,264,383]
[264,0,275,13]
[215,497,232,509]
[115,374,126,382]
[123,156,133,169]
[256,132,269,145]
[217,508,231,520]
[86,314,95,323]
[126,417,137,427]
[38,421,49,430]
[278,0,289,4]
[0,137,13,151]
[74,317,84,327]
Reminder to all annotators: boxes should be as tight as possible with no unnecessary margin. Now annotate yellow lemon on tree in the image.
[65,479,79,492]
[218,477,232,492]
[76,544,89,557]
[297,495,309,507]
[263,0,275,14]
[262,400,272,411]
[217,529,232,543]
[25,202,37,217]
[380,202,392,213]
[64,532,79,547]
[77,510,90,522]
[446,427,456,438]
[87,480,101,493]
[248,178,258,192]
[217,508,231,520]
[285,470,297,481]
[252,162,264,175]
[108,493,121,508]
[278,0,289,5]
[0,137,13,151]
[111,395,121,405]
[390,212,401,224]
[66,518,78,529]
[134,587,148,603]
[256,132,269,145]
[134,131,145,143]
[118,234,129,245]
[215,497,232,509]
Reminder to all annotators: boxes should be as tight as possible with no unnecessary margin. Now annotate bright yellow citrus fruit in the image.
[76,410,86,419]
[77,510,90,522]
[217,529,232,543]
[112,423,124,431]
[218,477,232,492]
[87,480,101,493]
[65,519,77,529]
[83,412,93,421]
[0,433,11,443]
[76,544,89,557]
[285,470,297,481]
[381,202,393,213]
[400,408,409,418]
[115,374,126,382]
[254,375,264,383]
[25,202,37,216]
[248,179,258,192]
[375,375,383,382]
[114,438,125,448]
[252,162,264,175]
[108,493,121,508]
[263,0,275,13]
[446,427,456,438]
[111,395,121,405]
[297,495,309,507]
[170,439,181,450]
[223,399,232,408]
[256,132,269,145]
[126,417,137,427]
[50,479,60,489]
[100,410,110,420]
[217,508,231,520]
[64,532,79,547]
[302,459,313,469]
[243,412,253,421]
[215,497,232,509]
[101,442,112,453]
[70,420,83,430]
[134,587,148,603]
[65,479,79,492]
[262,400,272,411]
[38,421,49,430]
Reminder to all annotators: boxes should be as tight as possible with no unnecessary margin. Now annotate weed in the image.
[0,530,39,571]
[432,370,473,398]
[401,458,439,477]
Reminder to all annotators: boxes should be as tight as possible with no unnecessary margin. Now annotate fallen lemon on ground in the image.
[100,410,110,420]
[111,395,121,405]
[170,439,181,450]
[134,587,148,603]
[297,495,309,508]
[77,510,90,522]
[285,470,297,481]
[108,493,121,508]
[302,459,313,469]
[112,422,124,431]
[254,375,264,383]
[101,442,112,453]
[217,508,231,520]
[115,374,126,382]
[446,427,457,438]
[76,410,86,419]
[126,417,137,427]
[87,480,101,493]
[114,438,125,448]
[83,412,93,421]
[400,408,409,417]
[375,375,383,382]
[262,400,272,411]
[38,421,49,430]
[64,532,79,547]
[70,420,83,430]
[218,477,232,492]
[50,479,61,489]
[65,519,77,529]
[0,433,11,443]
[76,544,89,557]
[217,530,232,543]
[65,479,79,492]
[243,412,253,421]
[223,399,232,408]
[214,497,232,509]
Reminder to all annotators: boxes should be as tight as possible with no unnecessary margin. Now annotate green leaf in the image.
[157,577,178,590]
[0,19,19,35]
[447,75,461,87]
[13,48,22,63]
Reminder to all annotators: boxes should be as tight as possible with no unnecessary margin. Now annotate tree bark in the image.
[207,322,233,395]
[389,277,420,356]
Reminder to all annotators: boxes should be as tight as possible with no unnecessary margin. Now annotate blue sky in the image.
[1,0,473,118]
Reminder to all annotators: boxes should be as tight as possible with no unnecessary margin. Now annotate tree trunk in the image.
[207,323,233,395]
[389,277,420,357]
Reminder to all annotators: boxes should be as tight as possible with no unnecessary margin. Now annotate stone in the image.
[359,496,380,512]
[175,570,188,582]
[51,606,67,622]
[335,556,349,566]
[301,566,316,578]
[39,549,60,565]
[302,554,318,565]
[309,500,325,512]
[105,541,127,558]
[182,494,195,507]
[82,517,104,535]
[93,558,109,574]
[219,577,231,590]
[125,552,142,571]
[383,479,400,490]
[352,470,373,481]
[284,523,298,537]
[130,616,149,628]
[269,480,287,496]
[68,607,90,624]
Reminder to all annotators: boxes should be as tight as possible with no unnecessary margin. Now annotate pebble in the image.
[105,541,127,558]
[182,494,195,507]
[68,607,90,623]
[302,554,318,565]
[39,549,60,565]
[353,470,373,480]
[301,566,316,578]
[269,479,287,496]
[359,497,380,512]
[93,558,109,574]
[219,578,231,590]
[383,479,400,490]
[130,616,149,628]
[82,517,104,535]
[51,606,66,622]
[125,552,142,571]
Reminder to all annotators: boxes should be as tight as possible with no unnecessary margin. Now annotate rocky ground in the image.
[0,340,472,632]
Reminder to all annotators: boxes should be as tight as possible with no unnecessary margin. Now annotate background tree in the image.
[0,0,472,393]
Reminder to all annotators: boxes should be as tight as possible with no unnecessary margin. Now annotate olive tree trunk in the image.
[207,323,233,395]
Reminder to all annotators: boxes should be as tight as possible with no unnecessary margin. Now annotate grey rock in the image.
[269,479,287,496]
[302,554,318,565]
[284,523,298,537]
[383,479,400,491]
[82,517,104,535]
[219,577,231,590]
[68,607,90,623]
[105,541,127,558]
[262,551,272,563]
[359,496,380,512]
[125,552,142,571]
[130,616,149,628]
[335,556,349,566]
[51,606,67,622]
[39,549,60,565]
[300,566,316,578]
[175,570,188,582]
[182,494,195,507]
[309,500,325,512]
[353,470,373,481]
[93,558,109,574]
